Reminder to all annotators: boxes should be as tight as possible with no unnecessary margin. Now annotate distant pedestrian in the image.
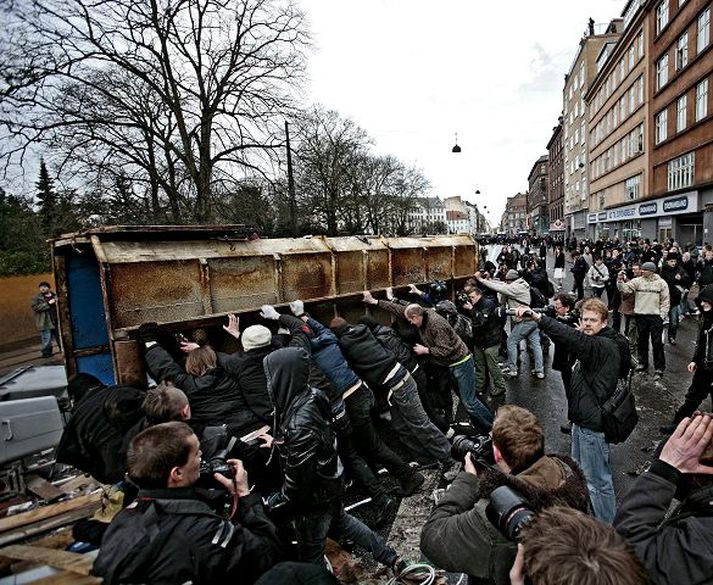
[31,281,59,358]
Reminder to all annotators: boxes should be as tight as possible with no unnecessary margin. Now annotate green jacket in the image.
[31,292,56,331]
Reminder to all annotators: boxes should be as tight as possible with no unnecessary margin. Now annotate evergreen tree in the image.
[35,160,58,237]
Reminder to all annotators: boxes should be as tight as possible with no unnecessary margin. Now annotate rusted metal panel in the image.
[366,249,390,290]
[424,246,454,282]
[335,251,364,295]
[454,245,478,276]
[113,340,145,387]
[208,256,278,313]
[108,260,204,328]
[391,247,426,285]
[281,252,333,302]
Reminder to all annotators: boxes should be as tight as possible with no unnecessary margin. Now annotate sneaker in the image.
[654,370,664,381]
[399,471,425,496]
[531,370,545,379]
[371,495,396,526]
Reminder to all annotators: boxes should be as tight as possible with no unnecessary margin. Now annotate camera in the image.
[504,307,546,316]
[486,485,535,541]
[199,437,237,484]
[456,290,469,305]
[450,433,495,465]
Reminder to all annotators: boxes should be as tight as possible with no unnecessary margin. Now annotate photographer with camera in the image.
[420,405,589,585]
[460,285,507,398]
[614,414,713,584]
[93,421,281,584]
[516,299,629,523]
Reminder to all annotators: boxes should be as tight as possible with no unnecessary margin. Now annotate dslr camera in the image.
[450,433,495,466]
[504,307,546,316]
[486,485,536,541]
[199,437,237,484]
[456,290,470,306]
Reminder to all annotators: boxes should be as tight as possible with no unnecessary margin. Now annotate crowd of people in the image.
[50,234,713,585]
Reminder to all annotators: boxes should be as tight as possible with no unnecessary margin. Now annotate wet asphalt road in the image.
[482,244,702,501]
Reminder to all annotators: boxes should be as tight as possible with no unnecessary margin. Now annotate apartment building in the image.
[586,1,650,241]
[563,19,623,239]
[527,155,550,235]
[500,193,528,235]
[649,0,713,245]
[406,197,447,233]
[547,120,566,234]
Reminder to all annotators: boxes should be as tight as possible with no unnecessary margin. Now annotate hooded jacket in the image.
[692,286,713,369]
[477,277,532,323]
[358,316,418,372]
[660,263,688,306]
[421,454,589,585]
[466,295,502,349]
[264,348,342,510]
[31,291,57,331]
[538,315,623,432]
[614,459,713,585]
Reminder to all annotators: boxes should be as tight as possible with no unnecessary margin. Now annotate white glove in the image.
[290,300,304,316]
[260,305,280,320]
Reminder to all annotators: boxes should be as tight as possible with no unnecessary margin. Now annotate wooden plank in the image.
[0,544,94,575]
[26,477,63,502]
[0,528,73,574]
[0,492,101,534]
[0,505,101,547]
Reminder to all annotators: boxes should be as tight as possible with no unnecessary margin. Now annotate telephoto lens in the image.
[485,485,536,541]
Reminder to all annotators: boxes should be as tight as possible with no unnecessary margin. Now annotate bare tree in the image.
[0,0,309,222]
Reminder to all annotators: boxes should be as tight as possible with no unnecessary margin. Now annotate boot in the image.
[398,471,425,496]
[371,495,396,526]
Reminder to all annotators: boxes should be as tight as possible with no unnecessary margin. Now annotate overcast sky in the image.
[302,0,625,225]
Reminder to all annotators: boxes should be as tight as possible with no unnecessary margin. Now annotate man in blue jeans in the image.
[476,269,544,379]
[364,288,493,434]
[517,298,622,523]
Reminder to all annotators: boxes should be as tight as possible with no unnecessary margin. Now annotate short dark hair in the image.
[38,281,51,288]
[553,292,575,309]
[126,422,195,489]
[522,507,647,585]
[143,382,189,424]
[492,405,544,470]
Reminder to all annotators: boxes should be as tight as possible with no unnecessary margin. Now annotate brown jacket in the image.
[376,300,469,366]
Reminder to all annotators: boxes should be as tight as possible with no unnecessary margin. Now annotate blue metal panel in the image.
[77,353,115,385]
[67,254,109,349]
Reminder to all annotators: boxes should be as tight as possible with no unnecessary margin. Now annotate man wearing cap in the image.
[475,269,544,379]
[617,262,670,380]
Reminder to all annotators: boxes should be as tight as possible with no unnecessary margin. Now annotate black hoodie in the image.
[263,348,342,510]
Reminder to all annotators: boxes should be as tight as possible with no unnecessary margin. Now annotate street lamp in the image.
[452,133,461,153]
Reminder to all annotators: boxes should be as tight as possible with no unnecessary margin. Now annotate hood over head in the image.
[357,315,380,331]
[263,347,311,416]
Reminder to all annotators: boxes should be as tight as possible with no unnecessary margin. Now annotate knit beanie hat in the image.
[641,262,657,272]
[241,325,272,352]
[505,269,520,281]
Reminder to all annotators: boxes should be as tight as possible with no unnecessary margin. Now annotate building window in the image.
[637,31,644,58]
[667,152,695,191]
[676,32,689,70]
[677,95,688,131]
[656,109,668,144]
[656,0,670,34]
[637,76,644,103]
[699,8,711,54]
[697,78,709,121]
[628,45,635,70]
[657,54,669,89]
[625,175,641,200]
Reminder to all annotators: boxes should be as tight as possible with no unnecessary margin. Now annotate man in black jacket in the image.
[518,298,624,523]
[93,421,281,584]
[461,285,506,397]
[260,347,401,570]
[614,414,713,585]
[56,373,145,485]
[330,317,453,470]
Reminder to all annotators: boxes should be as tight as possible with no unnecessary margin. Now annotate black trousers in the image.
[673,366,713,423]
[573,276,585,300]
[336,425,386,500]
[344,384,414,482]
[635,314,665,371]
[412,366,450,433]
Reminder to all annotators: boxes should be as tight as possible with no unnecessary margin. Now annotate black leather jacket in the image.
[693,311,713,370]
[264,348,342,511]
[466,296,502,350]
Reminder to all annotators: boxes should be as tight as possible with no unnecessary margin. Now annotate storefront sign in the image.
[587,191,697,223]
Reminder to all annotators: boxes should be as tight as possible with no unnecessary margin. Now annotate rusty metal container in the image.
[52,226,477,387]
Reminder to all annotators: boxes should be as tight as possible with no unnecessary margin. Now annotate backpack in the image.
[434,301,473,344]
[600,333,638,444]
[529,286,548,308]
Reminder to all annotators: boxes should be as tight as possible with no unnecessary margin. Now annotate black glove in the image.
[138,322,161,343]
[265,491,288,512]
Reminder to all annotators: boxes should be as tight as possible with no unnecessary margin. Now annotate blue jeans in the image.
[668,304,680,341]
[389,374,452,465]
[507,321,543,373]
[40,329,56,357]
[293,500,398,567]
[571,423,616,523]
[450,356,494,433]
